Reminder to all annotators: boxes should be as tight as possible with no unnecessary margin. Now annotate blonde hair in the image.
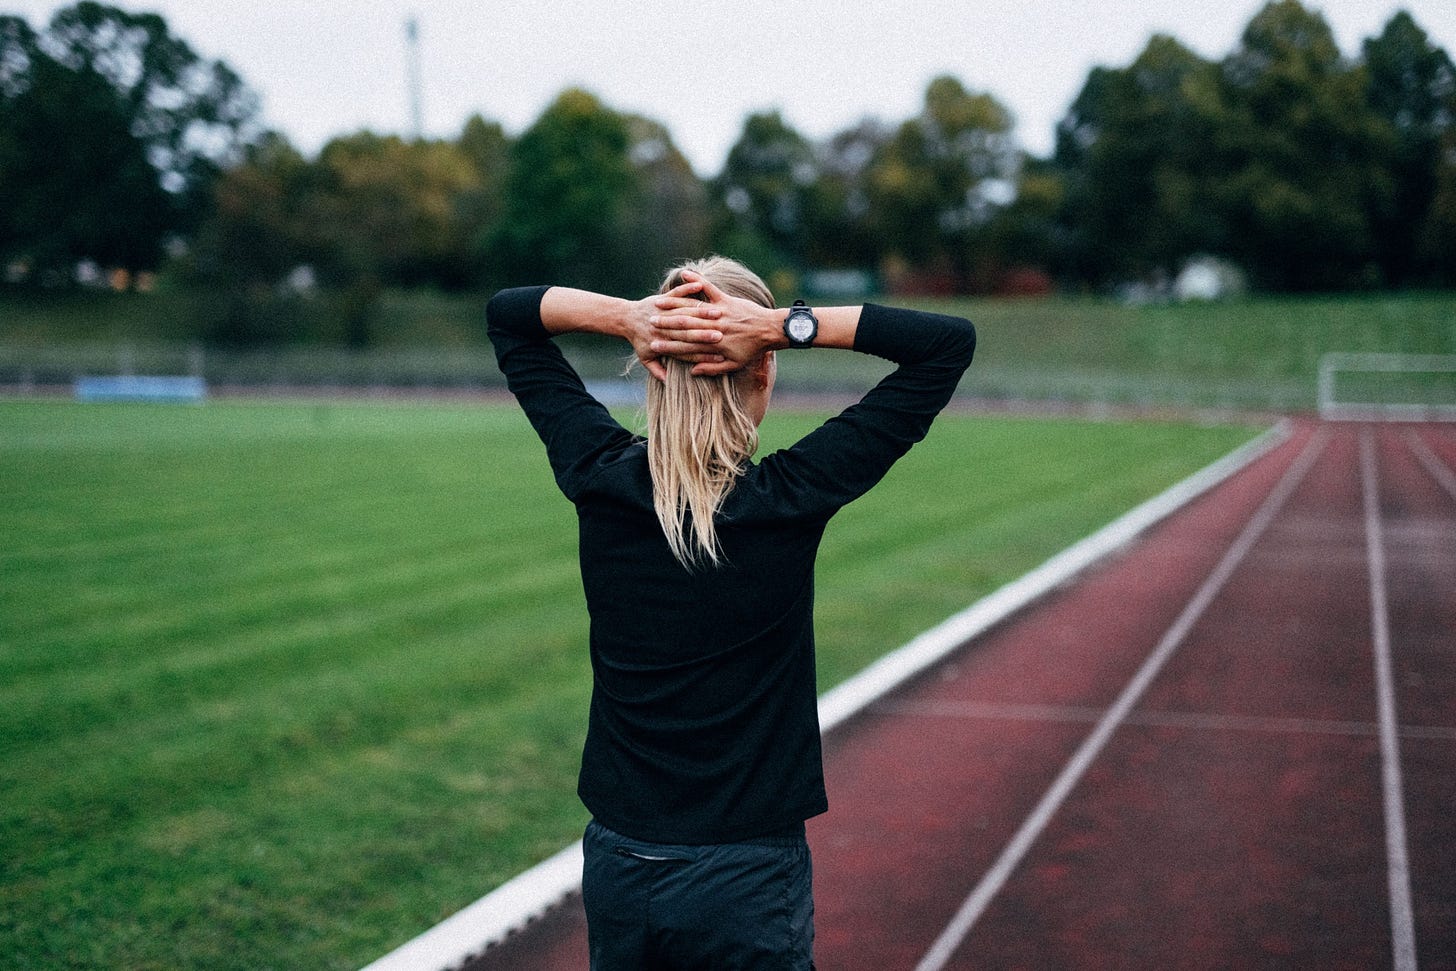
[646,256,774,568]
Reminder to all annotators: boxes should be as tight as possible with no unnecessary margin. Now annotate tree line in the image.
[2,1,1453,346]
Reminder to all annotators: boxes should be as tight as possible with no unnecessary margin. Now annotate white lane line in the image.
[1361,430,1420,971]
[913,428,1329,971]
[1404,428,1456,503]
[874,698,1456,740]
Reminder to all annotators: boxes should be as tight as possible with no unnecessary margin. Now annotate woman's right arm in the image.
[491,282,727,381]
[487,286,628,499]
[486,284,730,499]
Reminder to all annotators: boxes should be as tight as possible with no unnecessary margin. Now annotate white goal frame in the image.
[1318,352,1456,422]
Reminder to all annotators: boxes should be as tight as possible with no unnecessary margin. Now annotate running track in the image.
[463,421,1455,970]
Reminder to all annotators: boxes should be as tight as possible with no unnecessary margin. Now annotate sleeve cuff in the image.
[851,303,900,360]
[486,285,554,340]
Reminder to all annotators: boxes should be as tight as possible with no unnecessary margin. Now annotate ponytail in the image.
[645,256,774,568]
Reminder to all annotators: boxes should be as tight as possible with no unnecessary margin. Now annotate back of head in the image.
[646,256,774,569]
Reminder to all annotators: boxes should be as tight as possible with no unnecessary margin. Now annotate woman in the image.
[486,256,975,970]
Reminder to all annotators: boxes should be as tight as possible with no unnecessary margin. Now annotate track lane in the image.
[925,426,1403,970]
[1376,425,1456,968]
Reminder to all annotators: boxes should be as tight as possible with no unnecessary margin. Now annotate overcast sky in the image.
[9,0,1455,175]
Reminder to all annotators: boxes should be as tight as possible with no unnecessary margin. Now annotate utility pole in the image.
[405,15,424,140]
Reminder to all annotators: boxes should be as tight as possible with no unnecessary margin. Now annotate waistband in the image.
[587,818,806,850]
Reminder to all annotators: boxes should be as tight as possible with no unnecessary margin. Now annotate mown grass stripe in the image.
[4,520,579,670]
[1,556,587,756]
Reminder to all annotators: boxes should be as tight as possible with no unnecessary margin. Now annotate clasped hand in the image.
[629,270,777,381]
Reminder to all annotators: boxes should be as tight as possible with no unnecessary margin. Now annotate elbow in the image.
[913,312,976,372]
[485,289,511,335]
[486,286,553,341]
[951,316,977,367]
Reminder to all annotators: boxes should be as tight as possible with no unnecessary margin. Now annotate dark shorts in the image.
[582,819,815,971]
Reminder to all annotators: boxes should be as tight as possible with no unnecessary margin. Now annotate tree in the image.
[0,37,171,278]
[1209,0,1392,290]
[455,114,512,288]
[488,88,639,294]
[189,120,510,346]
[184,131,314,344]
[1047,2,1456,293]
[804,118,891,272]
[191,133,310,284]
[0,3,258,283]
[1419,128,1456,280]
[709,111,819,280]
[309,131,485,287]
[985,154,1066,287]
[867,75,1017,292]
[1362,11,1456,284]
[621,114,708,285]
[1053,35,1220,286]
[299,131,489,344]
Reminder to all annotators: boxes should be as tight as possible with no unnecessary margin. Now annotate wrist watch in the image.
[783,300,818,348]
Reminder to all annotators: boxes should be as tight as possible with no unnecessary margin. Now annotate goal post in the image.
[1318,353,1456,422]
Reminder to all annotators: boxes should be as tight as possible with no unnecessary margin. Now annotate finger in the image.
[681,269,728,304]
[652,298,721,318]
[691,359,743,376]
[651,311,723,330]
[645,358,668,383]
[650,327,722,343]
[651,339,726,357]
[661,279,705,300]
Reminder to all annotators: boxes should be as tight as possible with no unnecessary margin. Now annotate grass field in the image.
[1,398,1258,969]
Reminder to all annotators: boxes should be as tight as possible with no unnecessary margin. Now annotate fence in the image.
[0,339,1320,414]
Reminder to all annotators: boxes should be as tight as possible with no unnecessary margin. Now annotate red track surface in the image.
[465,421,1455,971]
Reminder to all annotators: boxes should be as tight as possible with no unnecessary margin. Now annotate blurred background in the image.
[1,0,1453,408]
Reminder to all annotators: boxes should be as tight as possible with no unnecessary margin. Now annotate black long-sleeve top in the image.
[486,287,975,844]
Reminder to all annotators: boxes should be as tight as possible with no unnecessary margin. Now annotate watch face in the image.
[787,313,815,343]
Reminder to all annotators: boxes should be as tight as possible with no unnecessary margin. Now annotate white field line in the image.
[357,844,584,971]
[1361,431,1420,971]
[912,427,1327,971]
[359,420,1294,971]
[1405,428,1456,503]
